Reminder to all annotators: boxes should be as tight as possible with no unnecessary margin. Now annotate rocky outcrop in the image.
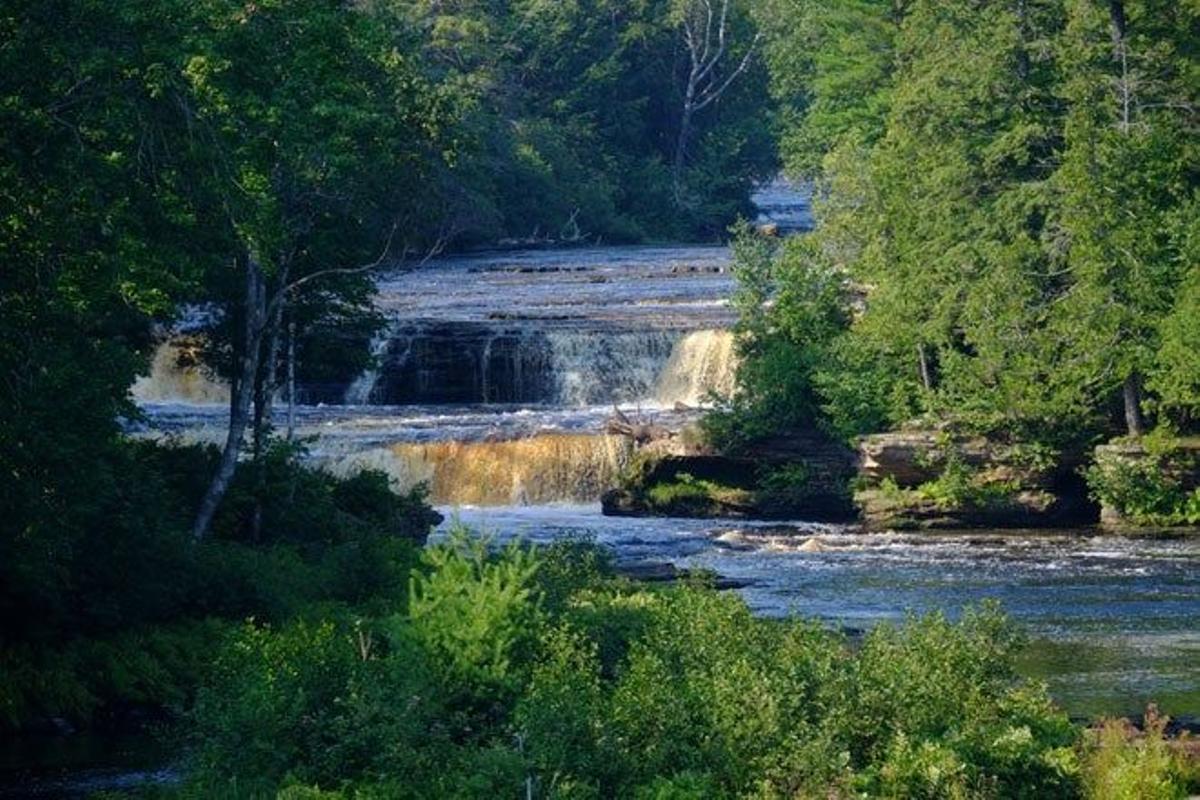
[859,431,992,487]
[854,486,1090,530]
[855,431,1096,530]
[1092,438,1200,529]
[601,432,858,522]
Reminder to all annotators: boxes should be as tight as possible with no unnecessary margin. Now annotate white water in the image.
[343,323,402,405]
[655,330,737,406]
[129,181,1200,717]
[132,341,228,404]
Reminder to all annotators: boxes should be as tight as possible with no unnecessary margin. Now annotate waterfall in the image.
[132,340,229,404]
[344,325,405,405]
[322,433,635,505]
[339,325,735,408]
[654,330,738,406]
[545,330,678,406]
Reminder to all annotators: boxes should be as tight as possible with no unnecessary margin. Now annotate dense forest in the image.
[1,0,1198,797]
[714,0,1200,527]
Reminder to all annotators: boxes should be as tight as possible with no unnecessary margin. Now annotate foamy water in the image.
[131,183,1200,717]
[441,505,1200,718]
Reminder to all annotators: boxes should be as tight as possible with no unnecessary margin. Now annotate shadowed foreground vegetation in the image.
[126,530,1194,800]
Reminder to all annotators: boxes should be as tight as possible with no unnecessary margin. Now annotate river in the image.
[7,180,1197,798]
[132,180,1198,720]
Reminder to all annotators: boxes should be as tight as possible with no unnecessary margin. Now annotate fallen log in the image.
[606,406,672,444]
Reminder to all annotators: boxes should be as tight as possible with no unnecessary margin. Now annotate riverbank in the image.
[444,505,1200,720]
[5,527,1197,799]
[601,425,1200,536]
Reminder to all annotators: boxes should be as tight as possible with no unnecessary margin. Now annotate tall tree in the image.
[1055,0,1199,436]
[179,0,449,539]
[0,0,221,620]
[671,0,763,207]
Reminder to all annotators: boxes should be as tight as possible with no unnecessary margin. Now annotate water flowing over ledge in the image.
[127,182,1200,717]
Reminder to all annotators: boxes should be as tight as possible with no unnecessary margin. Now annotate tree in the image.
[1055,0,1199,437]
[754,0,904,177]
[0,0,223,616]
[671,0,763,207]
[178,0,450,539]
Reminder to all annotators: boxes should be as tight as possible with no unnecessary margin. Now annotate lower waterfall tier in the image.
[321,433,635,505]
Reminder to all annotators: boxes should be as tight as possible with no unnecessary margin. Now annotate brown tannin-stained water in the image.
[133,181,1199,721]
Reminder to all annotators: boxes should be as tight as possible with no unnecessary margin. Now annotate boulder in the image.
[858,431,994,488]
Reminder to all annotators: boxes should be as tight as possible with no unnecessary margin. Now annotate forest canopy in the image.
[727,0,1199,449]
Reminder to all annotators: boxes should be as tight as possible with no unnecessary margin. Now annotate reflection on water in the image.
[442,505,1200,718]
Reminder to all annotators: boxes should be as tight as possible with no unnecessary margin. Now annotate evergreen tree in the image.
[1054,0,1199,436]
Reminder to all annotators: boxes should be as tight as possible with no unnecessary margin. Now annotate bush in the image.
[1081,710,1190,800]
[0,437,437,731]
[1085,444,1200,526]
[407,528,543,700]
[182,533,1121,799]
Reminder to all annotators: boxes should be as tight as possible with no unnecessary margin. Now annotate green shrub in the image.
[182,534,1107,799]
[0,620,229,729]
[634,772,723,799]
[645,473,716,507]
[1081,711,1189,800]
[757,463,816,507]
[407,528,542,699]
[0,436,436,731]
[1085,445,1200,526]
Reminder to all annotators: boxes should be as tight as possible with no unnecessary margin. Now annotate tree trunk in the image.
[193,254,266,540]
[1123,371,1146,437]
[917,343,934,392]
[1108,0,1130,133]
[672,100,695,207]
[249,284,287,543]
[286,315,296,442]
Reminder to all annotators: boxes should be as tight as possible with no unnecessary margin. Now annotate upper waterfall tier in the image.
[346,325,736,407]
[371,244,737,330]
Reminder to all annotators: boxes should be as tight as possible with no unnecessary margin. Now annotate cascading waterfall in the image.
[344,324,406,405]
[341,326,736,408]
[320,433,635,505]
[544,330,679,406]
[134,327,738,506]
[654,330,738,406]
[132,341,229,404]
[135,225,767,506]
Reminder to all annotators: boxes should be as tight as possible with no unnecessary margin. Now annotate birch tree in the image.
[672,0,762,206]
[182,0,448,540]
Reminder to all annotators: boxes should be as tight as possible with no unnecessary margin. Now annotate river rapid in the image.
[132,180,1199,721]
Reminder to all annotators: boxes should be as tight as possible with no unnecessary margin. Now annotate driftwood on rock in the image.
[606,406,672,444]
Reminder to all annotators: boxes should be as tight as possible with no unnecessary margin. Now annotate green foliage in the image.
[408,528,542,697]
[703,227,851,450]
[185,539,1088,798]
[398,0,774,243]
[0,620,227,730]
[757,463,815,507]
[1085,448,1200,526]
[1081,712,1191,800]
[737,0,1199,448]
[919,456,1022,512]
[646,473,721,506]
[0,438,434,730]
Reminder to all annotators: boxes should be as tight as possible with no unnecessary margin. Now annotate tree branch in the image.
[694,31,761,111]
